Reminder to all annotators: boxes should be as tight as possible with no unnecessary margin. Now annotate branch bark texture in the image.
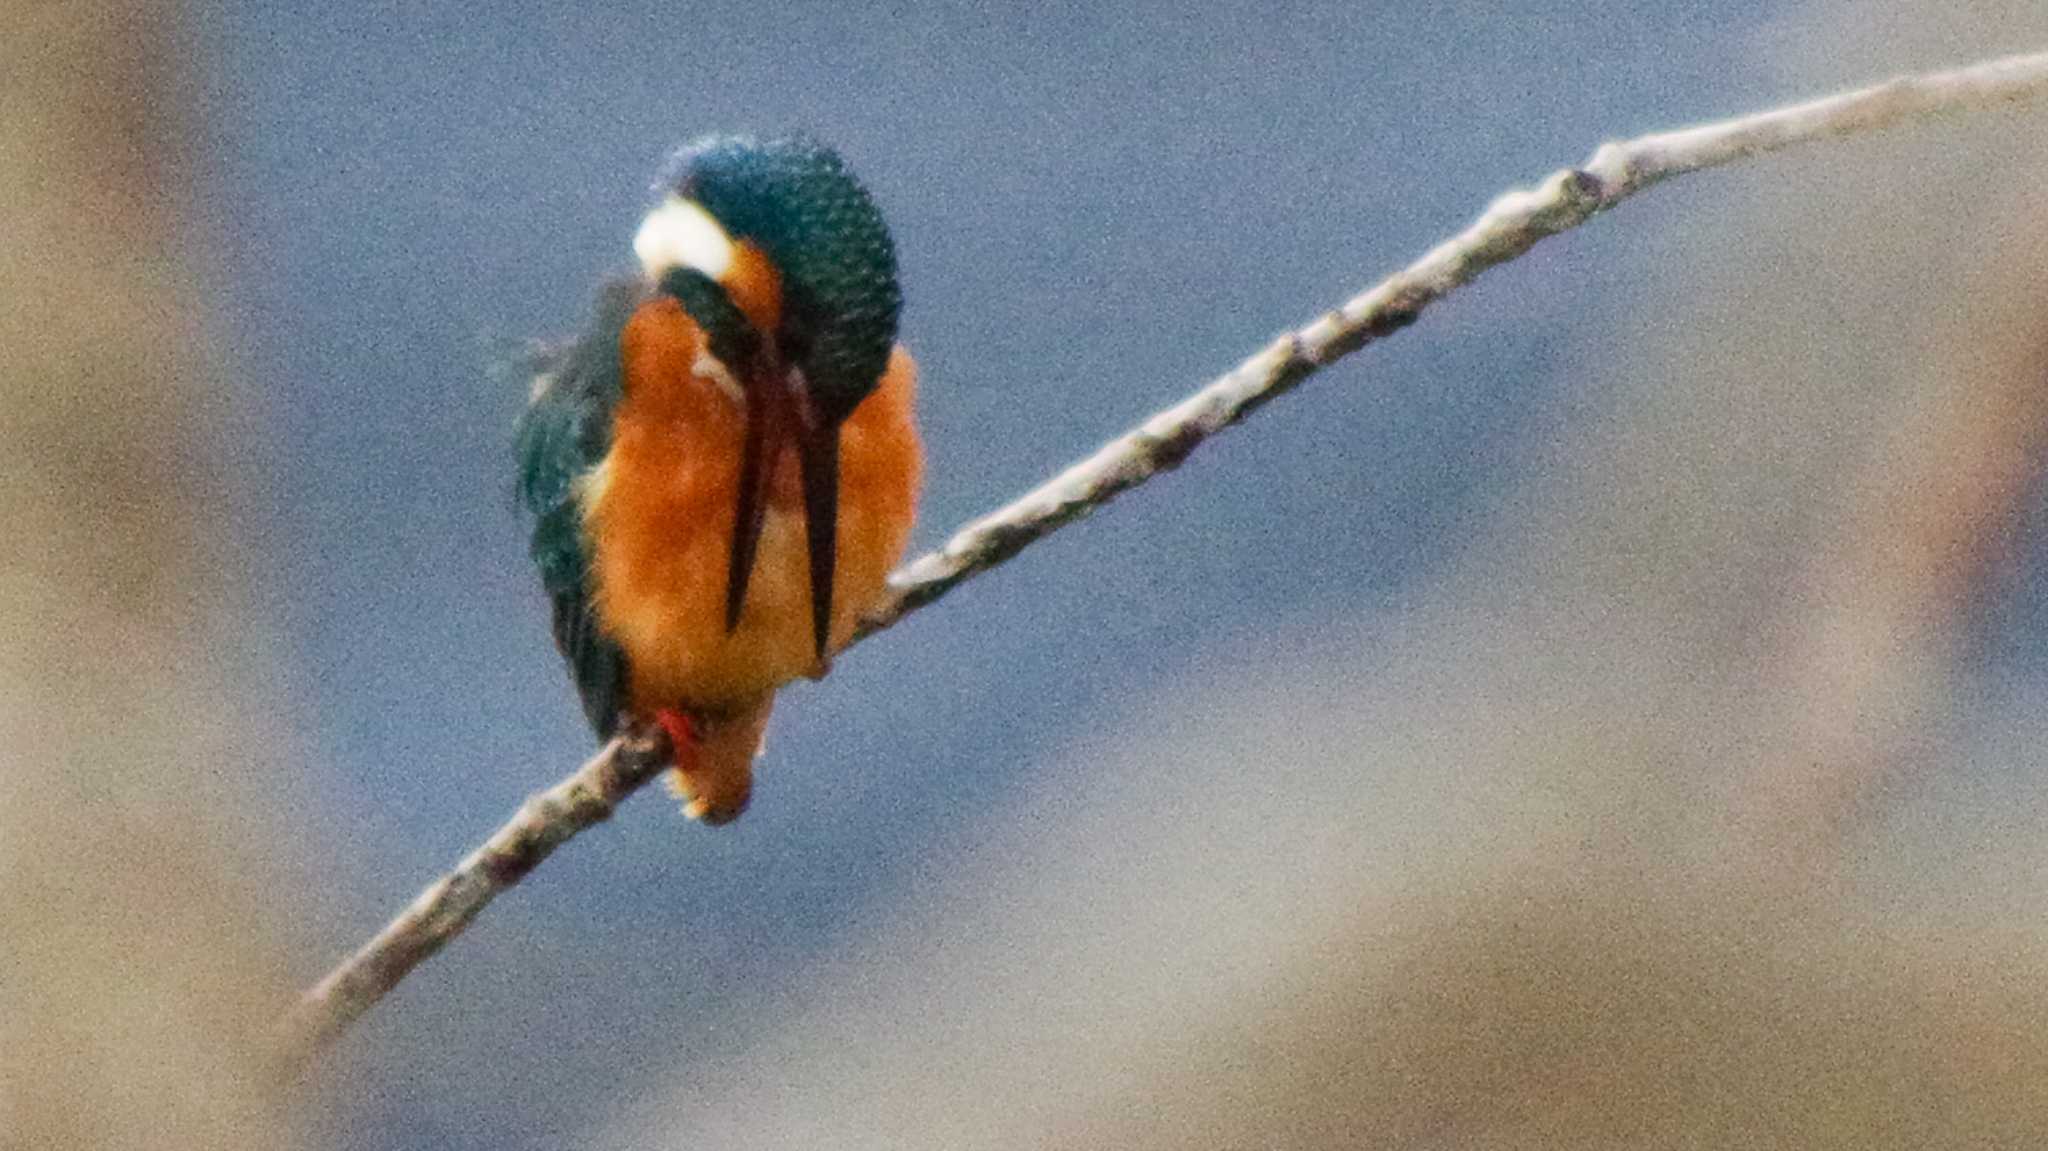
[280,48,2048,1072]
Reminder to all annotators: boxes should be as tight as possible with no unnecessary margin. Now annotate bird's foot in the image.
[653,708,697,767]
[657,706,753,825]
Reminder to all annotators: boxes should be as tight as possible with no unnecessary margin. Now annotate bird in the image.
[515,135,923,824]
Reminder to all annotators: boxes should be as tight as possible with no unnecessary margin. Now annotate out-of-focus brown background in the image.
[2,5,312,1149]
[12,1,2048,1148]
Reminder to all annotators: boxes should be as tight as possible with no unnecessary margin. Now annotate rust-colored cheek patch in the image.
[723,241,784,337]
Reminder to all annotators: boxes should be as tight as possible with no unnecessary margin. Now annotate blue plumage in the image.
[514,278,637,735]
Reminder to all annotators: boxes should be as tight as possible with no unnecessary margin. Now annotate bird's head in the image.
[631,135,901,427]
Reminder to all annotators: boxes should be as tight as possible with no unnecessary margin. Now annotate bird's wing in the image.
[514,277,641,737]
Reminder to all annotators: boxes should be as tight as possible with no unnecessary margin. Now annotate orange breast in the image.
[580,296,923,714]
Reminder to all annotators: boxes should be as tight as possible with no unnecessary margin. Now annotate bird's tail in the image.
[666,693,773,825]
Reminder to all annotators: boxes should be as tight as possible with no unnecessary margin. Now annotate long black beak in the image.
[725,366,840,665]
[795,412,839,664]
[724,362,784,636]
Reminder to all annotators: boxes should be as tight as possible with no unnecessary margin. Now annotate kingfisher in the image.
[515,135,923,823]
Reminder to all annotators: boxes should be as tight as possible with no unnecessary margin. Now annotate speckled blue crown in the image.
[661,135,901,423]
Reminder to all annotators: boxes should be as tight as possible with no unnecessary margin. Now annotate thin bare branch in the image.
[280,48,2048,1072]
[275,731,672,1065]
[860,48,2048,631]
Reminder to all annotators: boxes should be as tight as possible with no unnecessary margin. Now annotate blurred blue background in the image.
[177,3,2048,1146]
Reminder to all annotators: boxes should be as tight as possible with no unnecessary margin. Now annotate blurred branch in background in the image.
[281,48,2048,1071]
[1749,214,2048,861]
[2,5,316,1149]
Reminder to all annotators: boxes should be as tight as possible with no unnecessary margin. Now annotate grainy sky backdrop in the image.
[154,1,2048,1146]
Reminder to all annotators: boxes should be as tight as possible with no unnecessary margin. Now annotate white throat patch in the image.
[633,196,734,282]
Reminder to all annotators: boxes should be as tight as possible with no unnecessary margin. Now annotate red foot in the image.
[655,708,748,824]
[653,708,697,767]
